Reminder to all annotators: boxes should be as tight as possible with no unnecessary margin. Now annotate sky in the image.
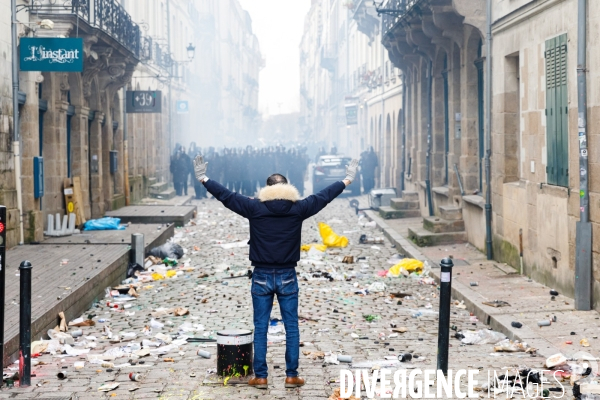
[238,0,312,117]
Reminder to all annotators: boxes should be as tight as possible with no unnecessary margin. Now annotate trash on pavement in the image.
[580,338,590,347]
[359,234,384,244]
[148,242,184,259]
[550,289,559,296]
[58,312,68,332]
[57,371,68,380]
[482,300,510,308]
[493,339,533,353]
[459,329,506,345]
[98,383,120,392]
[68,317,95,327]
[398,353,412,362]
[392,327,408,333]
[537,320,552,327]
[301,244,327,252]
[363,314,379,322]
[351,359,401,369]
[318,222,349,248]
[302,350,325,360]
[367,282,386,293]
[329,388,360,400]
[324,353,339,365]
[126,262,145,278]
[511,321,523,328]
[129,373,142,382]
[342,256,354,264]
[197,350,211,358]
[387,259,424,277]
[337,355,352,363]
[84,217,125,231]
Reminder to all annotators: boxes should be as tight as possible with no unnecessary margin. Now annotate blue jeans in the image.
[251,268,299,379]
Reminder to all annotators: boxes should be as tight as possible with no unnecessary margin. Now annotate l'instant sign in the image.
[20,38,84,72]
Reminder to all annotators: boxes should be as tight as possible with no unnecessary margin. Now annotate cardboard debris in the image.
[302,350,325,360]
[58,312,68,332]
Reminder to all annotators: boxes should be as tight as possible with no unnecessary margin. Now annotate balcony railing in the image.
[381,0,421,36]
[33,0,141,59]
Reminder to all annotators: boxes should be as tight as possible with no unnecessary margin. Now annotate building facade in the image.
[0,0,260,249]
[379,0,600,309]
[299,0,404,189]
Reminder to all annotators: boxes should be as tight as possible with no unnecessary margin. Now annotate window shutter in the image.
[545,37,557,185]
[556,35,569,187]
[545,34,568,187]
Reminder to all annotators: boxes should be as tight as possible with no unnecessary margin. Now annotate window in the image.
[545,34,568,187]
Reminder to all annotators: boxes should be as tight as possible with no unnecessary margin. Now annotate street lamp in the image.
[186,43,196,61]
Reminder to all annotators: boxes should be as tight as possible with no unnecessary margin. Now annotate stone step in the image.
[147,177,158,186]
[439,205,463,221]
[378,206,421,220]
[408,225,467,247]
[423,216,465,233]
[390,198,419,210]
[149,181,169,194]
[402,191,419,202]
[150,189,176,200]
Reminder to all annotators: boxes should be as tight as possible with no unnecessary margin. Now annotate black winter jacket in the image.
[203,179,345,269]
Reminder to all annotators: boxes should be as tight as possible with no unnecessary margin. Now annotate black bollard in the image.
[437,257,454,375]
[0,206,6,385]
[19,261,32,387]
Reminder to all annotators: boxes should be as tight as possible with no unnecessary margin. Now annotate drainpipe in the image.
[575,0,592,310]
[425,59,433,217]
[484,0,493,260]
[379,16,385,188]
[400,72,406,194]
[167,0,173,156]
[123,88,130,206]
[11,0,24,245]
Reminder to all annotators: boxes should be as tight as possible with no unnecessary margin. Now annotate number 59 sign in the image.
[126,91,162,113]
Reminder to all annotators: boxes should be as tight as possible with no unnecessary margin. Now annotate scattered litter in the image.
[459,329,506,345]
[148,243,184,259]
[387,259,423,277]
[84,217,125,231]
[98,383,120,392]
[493,339,533,353]
[511,322,523,328]
[482,300,510,308]
[319,222,348,248]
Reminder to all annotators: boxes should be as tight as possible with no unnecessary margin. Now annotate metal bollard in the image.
[437,257,454,375]
[0,206,6,386]
[131,233,144,266]
[19,261,32,387]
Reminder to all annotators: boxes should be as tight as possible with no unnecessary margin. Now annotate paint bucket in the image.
[216,329,253,378]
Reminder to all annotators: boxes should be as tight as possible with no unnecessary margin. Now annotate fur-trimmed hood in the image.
[258,184,301,202]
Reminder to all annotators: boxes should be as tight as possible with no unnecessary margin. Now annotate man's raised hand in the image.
[344,159,359,183]
[194,155,208,182]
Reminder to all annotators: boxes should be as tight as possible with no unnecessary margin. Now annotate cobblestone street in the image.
[2,197,574,399]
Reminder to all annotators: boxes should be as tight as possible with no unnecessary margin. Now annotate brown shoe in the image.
[285,376,305,388]
[249,377,268,389]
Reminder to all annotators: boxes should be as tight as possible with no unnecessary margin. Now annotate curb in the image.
[364,210,561,358]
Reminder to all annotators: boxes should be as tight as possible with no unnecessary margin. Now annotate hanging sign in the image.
[176,101,189,114]
[20,38,83,72]
[126,91,162,113]
[345,103,358,125]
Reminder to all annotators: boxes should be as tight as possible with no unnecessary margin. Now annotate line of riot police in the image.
[170,144,310,199]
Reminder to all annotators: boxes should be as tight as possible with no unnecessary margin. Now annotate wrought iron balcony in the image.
[379,0,422,37]
[31,0,141,59]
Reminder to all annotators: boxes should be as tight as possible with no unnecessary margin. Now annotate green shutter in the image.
[545,34,568,187]
[556,35,569,187]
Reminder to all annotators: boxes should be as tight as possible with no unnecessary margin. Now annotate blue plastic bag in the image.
[83,217,126,231]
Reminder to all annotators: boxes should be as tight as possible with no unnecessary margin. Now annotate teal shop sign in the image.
[20,38,84,72]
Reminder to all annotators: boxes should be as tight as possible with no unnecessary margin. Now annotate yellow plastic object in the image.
[301,244,328,252]
[388,258,424,277]
[151,272,165,281]
[166,270,177,278]
[318,222,349,248]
